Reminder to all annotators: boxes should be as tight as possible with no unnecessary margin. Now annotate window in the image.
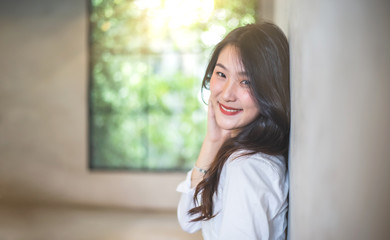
[89,0,257,171]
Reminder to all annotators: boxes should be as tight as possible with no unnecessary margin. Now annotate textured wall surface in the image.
[0,0,185,210]
[288,0,390,239]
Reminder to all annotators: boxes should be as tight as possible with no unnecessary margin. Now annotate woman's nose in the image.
[221,79,236,102]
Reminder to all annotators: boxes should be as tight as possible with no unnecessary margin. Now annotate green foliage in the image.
[89,0,257,170]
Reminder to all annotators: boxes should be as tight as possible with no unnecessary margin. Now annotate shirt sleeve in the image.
[217,157,286,240]
[176,169,202,234]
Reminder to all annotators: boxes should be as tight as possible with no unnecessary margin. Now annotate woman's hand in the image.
[205,101,231,143]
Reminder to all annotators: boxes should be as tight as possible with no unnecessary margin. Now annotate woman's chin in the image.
[215,120,237,132]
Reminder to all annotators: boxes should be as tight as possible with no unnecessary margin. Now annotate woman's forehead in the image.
[216,45,246,74]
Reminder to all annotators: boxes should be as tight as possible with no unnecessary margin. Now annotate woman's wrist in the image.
[204,134,228,144]
[193,164,208,174]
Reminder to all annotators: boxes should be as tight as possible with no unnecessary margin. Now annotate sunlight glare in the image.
[134,0,161,9]
[164,0,214,28]
[201,24,226,46]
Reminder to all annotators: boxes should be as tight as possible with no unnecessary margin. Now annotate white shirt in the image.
[176,151,289,240]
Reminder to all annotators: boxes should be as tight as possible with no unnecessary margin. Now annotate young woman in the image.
[177,22,290,239]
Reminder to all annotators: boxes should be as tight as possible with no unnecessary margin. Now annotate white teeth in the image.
[221,105,240,112]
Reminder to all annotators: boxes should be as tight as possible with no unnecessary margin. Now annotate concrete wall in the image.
[0,0,184,210]
[288,0,390,239]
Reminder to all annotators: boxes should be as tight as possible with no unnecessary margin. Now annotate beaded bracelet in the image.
[193,165,208,174]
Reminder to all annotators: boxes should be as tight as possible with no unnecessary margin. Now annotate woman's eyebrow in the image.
[216,63,248,76]
[215,63,227,70]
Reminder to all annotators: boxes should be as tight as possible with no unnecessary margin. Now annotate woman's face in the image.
[209,45,261,133]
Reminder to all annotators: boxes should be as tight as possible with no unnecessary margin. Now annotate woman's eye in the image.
[216,72,226,78]
[240,80,251,86]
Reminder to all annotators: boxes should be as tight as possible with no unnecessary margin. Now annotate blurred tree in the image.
[89,0,257,170]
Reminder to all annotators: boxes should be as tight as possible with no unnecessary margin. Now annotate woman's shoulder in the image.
[226,151,287,179]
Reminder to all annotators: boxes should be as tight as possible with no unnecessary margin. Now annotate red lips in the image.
[219,103,242,116]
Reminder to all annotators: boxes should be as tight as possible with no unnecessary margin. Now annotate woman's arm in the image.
[177,101,232,233]
[191,101,231,188]
[176,170,202,233]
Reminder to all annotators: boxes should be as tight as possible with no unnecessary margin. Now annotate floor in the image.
[0,204,202,240]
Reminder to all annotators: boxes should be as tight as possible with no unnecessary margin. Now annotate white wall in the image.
[0,0,185,211]
[288,0,390,239]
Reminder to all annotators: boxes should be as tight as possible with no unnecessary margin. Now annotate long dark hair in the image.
[189,22,290,221]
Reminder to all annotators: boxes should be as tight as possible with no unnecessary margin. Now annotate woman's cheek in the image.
[209,77,221,96]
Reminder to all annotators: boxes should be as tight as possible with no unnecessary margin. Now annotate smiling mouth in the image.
[219,103,243,115]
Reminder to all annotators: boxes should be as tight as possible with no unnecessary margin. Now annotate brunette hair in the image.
[189,22,290,221]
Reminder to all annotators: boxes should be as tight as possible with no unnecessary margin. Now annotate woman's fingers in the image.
[207,101,217,128]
